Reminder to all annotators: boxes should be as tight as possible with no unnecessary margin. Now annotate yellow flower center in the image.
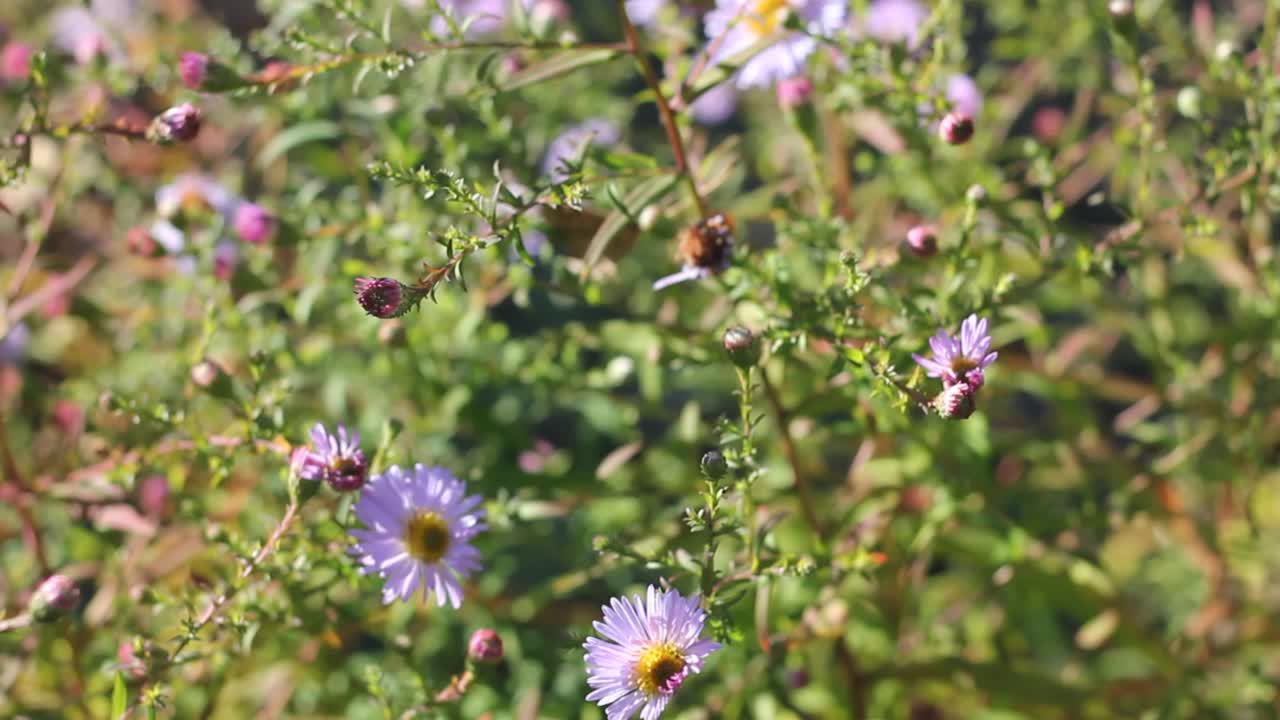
[950,357,977,374]
[744,0,790,36]
[634,643,687,696]
[403,511,451,564]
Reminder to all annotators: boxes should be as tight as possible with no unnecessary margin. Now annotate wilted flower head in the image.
[654,213,736,290]
[146,103,202,144]
[296,423,368,492]
[704,0,847,89]
[541,118,621,182]
[349,464,487,607]
[584,586,721,720]
[858,0,928,45]
[913,314,998,389]
[945,74,983,119]
[233,202,276,244]
[0,42,33,82]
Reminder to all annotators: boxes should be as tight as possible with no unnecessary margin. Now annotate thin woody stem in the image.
[759,371,825,539]
[616,0,710,218]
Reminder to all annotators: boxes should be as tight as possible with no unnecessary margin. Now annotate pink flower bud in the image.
[233,202,276,244]
[468,628,504,663]
[29,574,80,621]
[213,242,239,280]
[1032,107,1066,143]
[776,76,813,110]
[905,224,938,258]
[179,52,208,89]
[138,475,170,517]
[354,277,419,319]
[0,42,33,82]
[935,382,976,420]
[938,111,974,145]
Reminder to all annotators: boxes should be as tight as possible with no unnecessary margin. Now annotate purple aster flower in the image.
[912,314,998,389]
[297,422,369,492]
[704,0,847,89]
[583,585,721,720]
[945,73,983,118]
[156,174,238,219]
[233,202,276,244]
[349,464,487,607]
[541,118,622,182]
[50,0,136,66]
[691,82,738,126]
[858,0,928,45]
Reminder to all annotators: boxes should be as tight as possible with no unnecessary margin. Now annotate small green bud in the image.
[723,326,760,368]
[1176,86,1202,119]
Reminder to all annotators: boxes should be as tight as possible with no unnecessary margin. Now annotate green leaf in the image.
[499,49,621,92]
[111,673,127,719]
[256,121,342,169]
[581,174,678,277]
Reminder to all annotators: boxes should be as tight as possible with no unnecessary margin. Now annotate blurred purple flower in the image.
[584,586,721,720]
[212,241,239,281]
[1,42,33,82]
[945,73,982,118]
[0,322,30,365]
[541,118,621,181]
[691,82,738,125]
[156,174,237,219]
[913,314,998,389]
[297,422,368,492]
[626,0,667,27]
[704,0,847,89]
[859,0,928,45]
[179,52,208,89]
[50,0,136,66]
[775,75,813,109]
[233,202,276,244]
[349,464,486,606]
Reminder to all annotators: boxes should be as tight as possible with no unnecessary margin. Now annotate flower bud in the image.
[190,359,222,388]
[213,242,239,281]
[179,52,249,92]
[29,574,80,622]
[785,669,810,689]
[233,202,276,244]
[934,382,976,420]
[965,184,987,204]
[897,484,933,515]
[1107,0,1132,17]
[138,475,171,518]
[468,628,504,663]
[1175,86,1202,119]
[938,111,974,145]
[776,76,813,110]
[178,52,208,89]
[723,325,760,368]
[146,103,202,144]
[700,450,727,480]
[1,42,33,83]
[905,224,937,258]
[354,277,422,319]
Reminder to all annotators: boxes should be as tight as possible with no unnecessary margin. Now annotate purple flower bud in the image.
[146,103,202,144]
[776,76,813,110]
[233,202,276,244]
[468,628,504,663]
[179,52,208,89]
[938,111,974,145]
[1,42,33,82]
[29,574,80,622]
[354,276,421,319]
[905,224,937,258]
[138,475,170,518]
[935,382,976,420]
[213,242,239,281]
[723,325,761,368]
